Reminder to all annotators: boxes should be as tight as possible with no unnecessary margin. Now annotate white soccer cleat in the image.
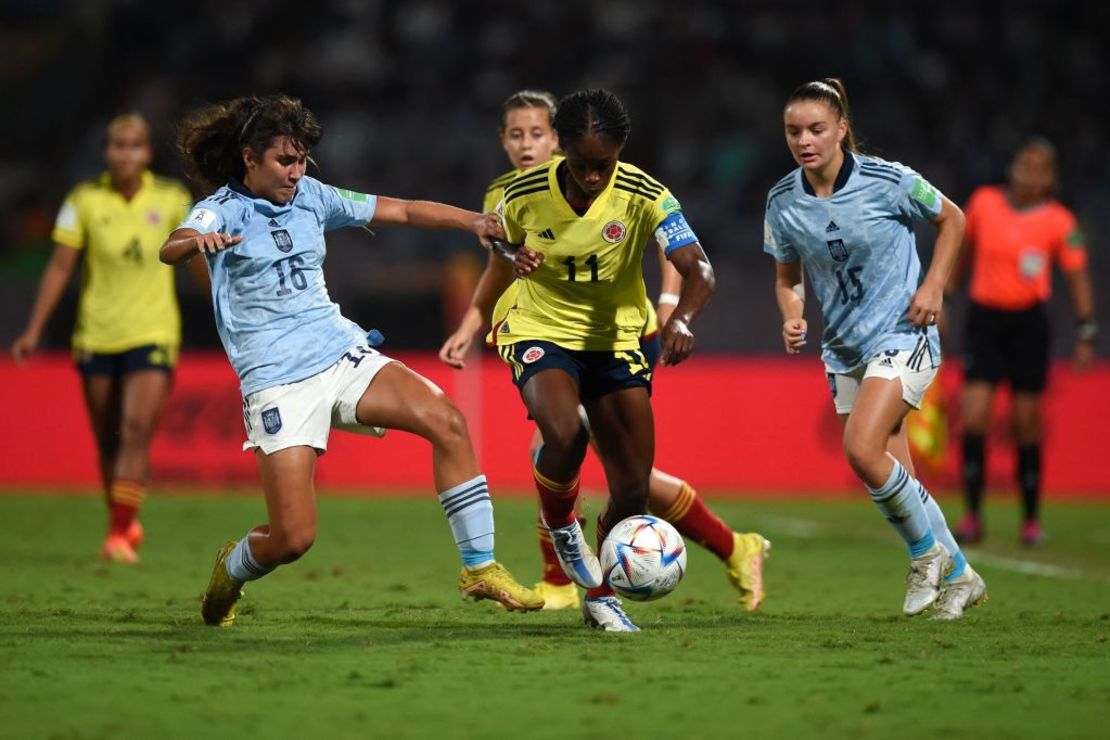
[932,565,988,621]
[903,542,952,616]
[582,595,640,632]
[543,516,603,589]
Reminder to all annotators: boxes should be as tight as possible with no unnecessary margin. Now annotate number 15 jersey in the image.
[495,157,697,352]
[763,151,944,374]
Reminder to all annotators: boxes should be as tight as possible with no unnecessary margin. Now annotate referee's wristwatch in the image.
[1076,318,1099,344]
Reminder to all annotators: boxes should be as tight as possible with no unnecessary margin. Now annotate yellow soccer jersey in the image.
[52,170,191,353]
[492,157,679,351]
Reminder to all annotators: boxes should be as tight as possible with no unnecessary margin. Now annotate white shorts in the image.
[242,347,396,455]
[826,347,938,415]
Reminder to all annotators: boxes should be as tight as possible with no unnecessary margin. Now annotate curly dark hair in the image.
[177,94,322,194]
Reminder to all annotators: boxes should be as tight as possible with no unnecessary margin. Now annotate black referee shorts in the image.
[962,301,1050,393]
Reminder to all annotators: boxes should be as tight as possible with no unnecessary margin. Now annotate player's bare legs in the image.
[81,375,122,506]
[355,363,480,489]
[356,362,541,610]
[521,370,597,588]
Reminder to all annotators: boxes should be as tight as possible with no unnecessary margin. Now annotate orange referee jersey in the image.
[964,185,1087,310]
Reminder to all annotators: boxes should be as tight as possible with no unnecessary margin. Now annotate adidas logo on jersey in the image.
[269,218,280,228]
[826,220,840,233]
[538,228,556,240]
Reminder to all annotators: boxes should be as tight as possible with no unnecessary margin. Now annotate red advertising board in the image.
[0,353,1106,495]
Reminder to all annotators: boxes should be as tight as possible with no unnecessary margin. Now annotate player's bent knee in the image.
[274,528,316,563]
[119,417,157,449]
[422,399,471,449]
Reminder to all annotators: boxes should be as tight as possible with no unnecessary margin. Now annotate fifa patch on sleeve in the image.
[910,178,938,209]
[1066,229,1085,250]
[661,195,682,215]
[55,202,78,231]
[654,212,698,255]
[333,187,368,203]
[183,207,219,232]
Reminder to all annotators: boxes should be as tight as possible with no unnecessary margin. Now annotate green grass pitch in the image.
[1,492,1108,739]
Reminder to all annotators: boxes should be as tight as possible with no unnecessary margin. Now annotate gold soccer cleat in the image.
[533,580,580,611]
[726,532,771,612]
[458,561,545,611]
[201,541,244,627]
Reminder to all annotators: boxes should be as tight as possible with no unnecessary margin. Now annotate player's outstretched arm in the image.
[660,242,715,366]
[439,253,514,369]
[10,243,81,364]
[160,228,241,265]
[372,197,505,248]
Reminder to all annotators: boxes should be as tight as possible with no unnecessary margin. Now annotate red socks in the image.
[654,482,734,561]
[108,479,145,536]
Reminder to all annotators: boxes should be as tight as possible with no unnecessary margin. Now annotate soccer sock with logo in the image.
[225,534,274,583]
[108,479,145,536]
[868,460,935,558]
[651,480,735,561]
[533,467,580,530]
[1017,444,1041,523]
[585,509,616,600]
[915,481,967,581]
[962,434,986,516]
[438,475,495,569]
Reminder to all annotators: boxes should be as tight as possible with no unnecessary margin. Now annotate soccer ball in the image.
[599,515,687,601]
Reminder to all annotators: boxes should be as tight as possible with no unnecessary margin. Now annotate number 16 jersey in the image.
[178,176,377,396]
[495,157,697,352]
[763,151,944,374]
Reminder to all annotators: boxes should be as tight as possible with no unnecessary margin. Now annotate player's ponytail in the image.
[553,89,631,148]
[178,95,322,195]
[785,78,860,154]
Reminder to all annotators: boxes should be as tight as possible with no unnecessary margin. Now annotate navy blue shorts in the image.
[499,339,654,401]
[75,344,177,377]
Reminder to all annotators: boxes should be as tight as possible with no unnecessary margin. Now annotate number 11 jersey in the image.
[495,157,697,352]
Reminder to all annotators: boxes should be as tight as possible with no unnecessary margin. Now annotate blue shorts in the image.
[75,344,177,377]
[499,339,654,401]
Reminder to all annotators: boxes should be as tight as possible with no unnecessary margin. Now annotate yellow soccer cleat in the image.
[201,541,244,627]
[458,561,545,611]
[726,532,771,612]
[101,534,139,564]
[534,580,580,611]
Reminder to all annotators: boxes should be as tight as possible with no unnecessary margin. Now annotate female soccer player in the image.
[947,138,1097,547]
[11,114,194,564]
[159,94,542,626]
[500,88,718,632]
[440,90,769,615]
[763,79,986,620]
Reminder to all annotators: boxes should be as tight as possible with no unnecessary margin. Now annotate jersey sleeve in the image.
[649,190,699,257]
[51,189,85,249]
[497,199,526,245]
[894,166,944,222]
[316,181,378,231]
[1055,210,1088,273]
[178,198,229,233]
[762,200,798,263]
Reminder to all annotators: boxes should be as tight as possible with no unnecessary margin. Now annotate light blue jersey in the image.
[763,151,943,373]
[178,176,378,395]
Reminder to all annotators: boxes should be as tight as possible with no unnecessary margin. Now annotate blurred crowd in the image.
[1,0,1106,353]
